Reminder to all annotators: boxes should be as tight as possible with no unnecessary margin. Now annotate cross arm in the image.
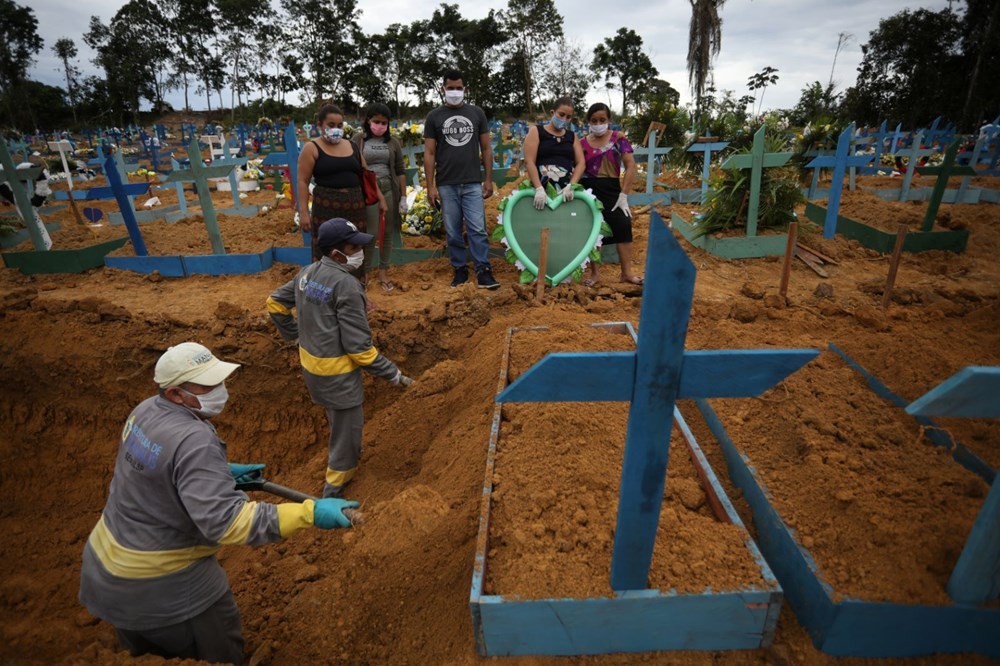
[905,367,1000,418]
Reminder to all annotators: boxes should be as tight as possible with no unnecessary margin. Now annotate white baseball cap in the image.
[154,342,240,389]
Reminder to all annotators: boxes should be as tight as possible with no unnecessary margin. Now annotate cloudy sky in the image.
[28,0,951,113]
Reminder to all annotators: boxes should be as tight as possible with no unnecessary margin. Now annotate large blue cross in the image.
[631,130,673,205]
[806,125,875,238]
[496,211,819,591]
[895,133,935,201]
[260,122,301,206]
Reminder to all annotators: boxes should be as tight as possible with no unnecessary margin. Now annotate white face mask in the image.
[323,127,343,144]
[444,89,465,106]
[590,124,609,137]
[335,249,364,271]
[181,383,229,418]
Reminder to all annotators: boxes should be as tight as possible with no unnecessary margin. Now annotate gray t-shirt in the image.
[424,103,489,186]
[361,138,391,179]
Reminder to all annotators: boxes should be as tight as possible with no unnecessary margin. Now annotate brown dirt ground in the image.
[1,170,999,665]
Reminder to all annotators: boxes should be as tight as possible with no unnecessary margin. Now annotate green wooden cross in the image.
[915,139,977,233]
[631,130,673,196]
[159,140,238,254]
[720,126,794,237]
[0,141,51,250]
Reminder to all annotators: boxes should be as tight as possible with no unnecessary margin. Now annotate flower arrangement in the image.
[401,187,443,236]
[257,116,274,129]
[491,180,612,285]
[391,121,424,147]
[242,158,265,181]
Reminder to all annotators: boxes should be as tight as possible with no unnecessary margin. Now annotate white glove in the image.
[533,186,547,210]
[390,370,413,387]
[561,185,574,202]
[399,198,408,214]
[611,192,632,218]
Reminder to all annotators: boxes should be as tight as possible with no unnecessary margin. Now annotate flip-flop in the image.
[622,276,644,285]
[380,280,395,292]
[583,277,600,288]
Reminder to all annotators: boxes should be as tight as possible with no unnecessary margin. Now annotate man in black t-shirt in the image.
[423,69,500,289]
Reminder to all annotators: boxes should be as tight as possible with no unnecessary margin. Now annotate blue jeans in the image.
[438,183,491,271]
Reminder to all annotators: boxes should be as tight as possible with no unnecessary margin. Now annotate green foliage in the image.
[696,139,803,238]
[0,80,72,130]
[0,0,43,129]
[790,81,842,127]
[591,28,658,117]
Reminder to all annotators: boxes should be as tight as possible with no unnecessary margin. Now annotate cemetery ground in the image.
[0,170,998,665]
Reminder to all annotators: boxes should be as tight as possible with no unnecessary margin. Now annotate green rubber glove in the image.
[228,462,265,485]
[313,498,360,529]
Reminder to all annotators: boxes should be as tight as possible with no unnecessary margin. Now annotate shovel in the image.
[235,469,364,526]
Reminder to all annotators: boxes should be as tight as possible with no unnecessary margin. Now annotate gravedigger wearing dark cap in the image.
[266,218,414,499]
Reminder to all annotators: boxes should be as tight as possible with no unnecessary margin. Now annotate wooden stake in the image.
[882,224,909,309]
[535,227,550,301]
[779,220,798,298]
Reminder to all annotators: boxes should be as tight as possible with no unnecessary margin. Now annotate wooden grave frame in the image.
[695,344,999,658]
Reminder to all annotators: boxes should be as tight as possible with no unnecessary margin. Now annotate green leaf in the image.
[518,179,533,191]
[589,248,601,262]
[505,248,516,263]
[490,225,506,241]
[571,266,583,283]
[571,182,585,192]
[600,221,613,236]
[595,199,604,210]
[545,181,559,198]
[519,269,534,284]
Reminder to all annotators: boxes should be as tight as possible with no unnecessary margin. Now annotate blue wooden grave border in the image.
[694,343,1000,658]
[470,323,783,656]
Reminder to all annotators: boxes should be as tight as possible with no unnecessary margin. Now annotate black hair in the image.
[586,103,612,121]
[363,103,393,139]
[317,103,343,124]
[442,69,465,86]
[553,97,575,112]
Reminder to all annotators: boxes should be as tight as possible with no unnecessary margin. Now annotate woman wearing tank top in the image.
[522,96,585,210]
[297,103,387,265]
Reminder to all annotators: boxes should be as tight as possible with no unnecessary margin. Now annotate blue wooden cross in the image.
[862,121,892,175]
[631,130,673,204]
[686,136,729,204]
[915,140,977,232]
[956,133,987,202]
[496,211,818,591]
[806,125,875,238]
[888,122,906,154]
[804,147,836,199]
[260,122,301,207]
[720,126,794,237]
[895,133,935,201]
[100,155,150,255]
[979,123,1000,177]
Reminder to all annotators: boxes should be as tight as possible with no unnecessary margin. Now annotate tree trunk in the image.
[961,0,999,130]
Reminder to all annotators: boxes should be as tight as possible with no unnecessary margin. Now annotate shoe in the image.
[477,267,500,290]
[451,267,469,287]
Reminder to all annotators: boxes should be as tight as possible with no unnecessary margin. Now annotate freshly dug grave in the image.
[837,187,996,234]
[486,325,766,599]
[708,349,990,605]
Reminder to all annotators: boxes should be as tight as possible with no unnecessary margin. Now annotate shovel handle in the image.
[236,479,364,525]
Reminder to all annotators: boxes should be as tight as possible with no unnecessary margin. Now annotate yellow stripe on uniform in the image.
[218,501,258,545]
[299,346,357,376]
[88,516,220,579]
[325,467,356,487]
[277,500,316,538]
[347,347,379,367]
[266,296,292,315]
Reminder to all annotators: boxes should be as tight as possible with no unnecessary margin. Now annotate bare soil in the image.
[1,170,999,665]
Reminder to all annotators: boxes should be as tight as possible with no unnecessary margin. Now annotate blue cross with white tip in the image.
[806,124,875,238]
[496,211,820,591]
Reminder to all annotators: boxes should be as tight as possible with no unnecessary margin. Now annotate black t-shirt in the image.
[423,103,489,186]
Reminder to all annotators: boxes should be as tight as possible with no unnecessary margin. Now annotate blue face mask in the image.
[323,127,344,144]
[551,115,570,130]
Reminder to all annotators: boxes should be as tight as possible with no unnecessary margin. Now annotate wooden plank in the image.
[182,250,273,276]
[796,241,839,265]
[795,251,829,278]
[905,367,1000,418]
[882,224,909,308]
[2,237,128,274]
[947,477,1000,604]
[536,227,549,296]
[104,254,187,277]
[672,212,790,259]
[780,220,798,297]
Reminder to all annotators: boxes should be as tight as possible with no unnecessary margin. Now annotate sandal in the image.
[583,277,600,288]
[380,280,395,292]
[622,275,644,285]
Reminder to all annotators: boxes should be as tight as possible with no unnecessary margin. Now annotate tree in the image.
[501,0,564,115]
[216,0,270,119]
[592,28,658,117]
[539,36,595,112]
[281,0,363,104]
[747,66,779,116]
[687,0,726,117]
[959,0,1000,128]
[790,81,839,127]
[0,0,43,129]
[429,4,507,112]
[52,38,80,125]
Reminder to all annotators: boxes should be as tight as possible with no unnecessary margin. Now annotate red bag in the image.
[354,140,380,205]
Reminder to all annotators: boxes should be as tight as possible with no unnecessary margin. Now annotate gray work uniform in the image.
[79,396,285,661]
[267,256,399,496]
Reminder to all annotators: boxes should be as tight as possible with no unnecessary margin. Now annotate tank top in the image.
[311,140,360,189]
[536,124,576,180]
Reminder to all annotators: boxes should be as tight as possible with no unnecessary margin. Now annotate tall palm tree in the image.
[687,0,726,117]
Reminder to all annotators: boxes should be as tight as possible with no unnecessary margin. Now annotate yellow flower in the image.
[424,215,433,223]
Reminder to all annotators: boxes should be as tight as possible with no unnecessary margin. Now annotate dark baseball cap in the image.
[317,218,373,249]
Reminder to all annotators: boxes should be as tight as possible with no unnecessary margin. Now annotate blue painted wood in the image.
[476,590,777,656]
[686,139,729,203]
[948,478,1000,604]
[104,255,186,277]
[272,246,312,266]
[805,125,875,238]
[905,367,1000,418]
[828,343,994,484]
[896,133,935,201]
[182,250,273,275]
[697,398,1000,658]
[497,349,817,403]
[53,183,148,200]
[260,123,301,206]
[103,155,149,256]
[0,141,49,251]
[631,130,672,204]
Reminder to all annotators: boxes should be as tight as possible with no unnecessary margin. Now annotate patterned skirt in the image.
[310,184,366,260]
